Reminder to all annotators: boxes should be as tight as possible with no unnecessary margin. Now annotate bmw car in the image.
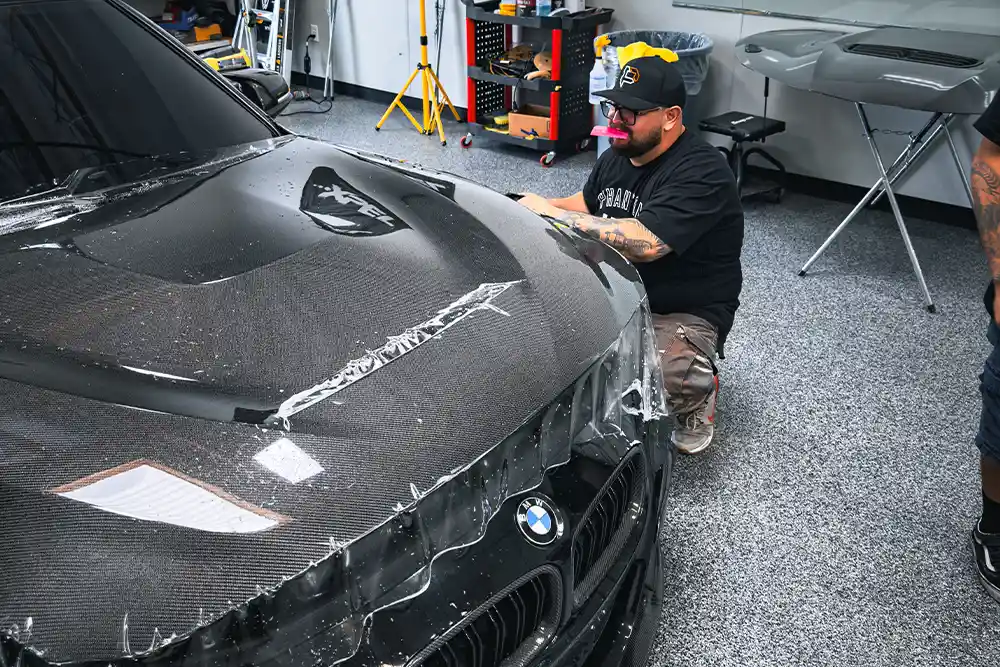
[0,1,675,666]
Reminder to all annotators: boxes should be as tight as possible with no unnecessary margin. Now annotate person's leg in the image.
[973,319,1000,602]
[651,313,719,455]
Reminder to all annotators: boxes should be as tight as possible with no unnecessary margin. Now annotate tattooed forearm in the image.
[554,211,672,262]
[972,142,1000,282]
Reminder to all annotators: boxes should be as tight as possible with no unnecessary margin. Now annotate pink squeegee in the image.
[591,126,628,139]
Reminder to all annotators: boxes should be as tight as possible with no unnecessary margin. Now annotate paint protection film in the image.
[0,303,668,667]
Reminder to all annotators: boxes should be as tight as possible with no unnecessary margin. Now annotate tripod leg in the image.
[431,74,447,144]
[376,67,424,134]
[427,65,462,121]
[857,103,935,312]
[422,69,432,134]
[423,69,440,136]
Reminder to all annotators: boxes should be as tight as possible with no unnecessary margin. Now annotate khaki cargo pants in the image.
[651,313,719,420]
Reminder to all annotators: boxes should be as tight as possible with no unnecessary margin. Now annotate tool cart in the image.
[460,1,613,167]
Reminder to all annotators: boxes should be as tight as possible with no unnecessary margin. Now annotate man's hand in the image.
[516,193,562,218]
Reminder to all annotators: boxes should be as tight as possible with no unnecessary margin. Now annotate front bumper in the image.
[0,303,671,667]
[335,434,672,667]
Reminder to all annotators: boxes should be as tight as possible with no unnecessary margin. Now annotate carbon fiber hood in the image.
[0,137,648,662]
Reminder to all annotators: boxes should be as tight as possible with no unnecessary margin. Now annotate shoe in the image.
[671,375,718,455]
[971,520,1000,603]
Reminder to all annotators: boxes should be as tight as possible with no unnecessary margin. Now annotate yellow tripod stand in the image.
[375,0,462,145]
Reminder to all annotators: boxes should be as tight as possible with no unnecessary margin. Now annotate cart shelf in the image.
[467,65,561,93]
[466,2,614,30]
[469,122,559,150]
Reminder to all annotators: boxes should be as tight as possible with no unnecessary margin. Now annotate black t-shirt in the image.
[583,130,745,347]
[977,93,1000,319]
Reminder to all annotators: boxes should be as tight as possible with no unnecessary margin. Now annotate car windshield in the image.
[0,0,279,205]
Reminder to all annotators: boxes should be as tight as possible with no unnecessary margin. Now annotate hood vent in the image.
[844,43,982,69]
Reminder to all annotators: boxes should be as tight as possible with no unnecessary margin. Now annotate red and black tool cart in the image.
[460,1,613,167]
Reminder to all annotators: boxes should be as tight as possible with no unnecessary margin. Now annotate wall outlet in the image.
[309,24,319,40]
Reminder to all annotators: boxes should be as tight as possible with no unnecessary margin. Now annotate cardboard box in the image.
[508,104,551,140]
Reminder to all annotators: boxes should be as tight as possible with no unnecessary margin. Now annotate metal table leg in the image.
[797,106,977,312]
[799,112,950,279]
[868,112,949,209]
[859,103,935,312]
[945,124,975,207]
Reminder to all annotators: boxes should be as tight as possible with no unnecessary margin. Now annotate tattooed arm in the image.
[552,210,673,263]
[973,137,1000,301]
[516,193,672,262]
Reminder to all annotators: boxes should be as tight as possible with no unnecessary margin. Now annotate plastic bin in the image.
[594,30,714,156]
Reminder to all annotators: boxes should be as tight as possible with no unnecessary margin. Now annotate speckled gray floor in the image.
[279,96,1000,666]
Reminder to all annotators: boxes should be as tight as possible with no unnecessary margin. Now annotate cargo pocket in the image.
[660,324,717,417]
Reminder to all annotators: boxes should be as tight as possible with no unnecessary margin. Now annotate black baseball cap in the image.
[595,55,687,111]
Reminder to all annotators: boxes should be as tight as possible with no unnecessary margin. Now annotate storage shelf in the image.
[468,122,558,150]
[465,1,609,164]
[467,66,560,92]
[466,2,613,30]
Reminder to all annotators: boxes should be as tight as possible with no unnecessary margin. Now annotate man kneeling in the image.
[517,56,744,454]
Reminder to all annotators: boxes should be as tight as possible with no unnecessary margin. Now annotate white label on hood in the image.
[53,461,282,533]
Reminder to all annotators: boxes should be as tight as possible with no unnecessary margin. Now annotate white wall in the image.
[290,0,468,109]
[290,0,991,208]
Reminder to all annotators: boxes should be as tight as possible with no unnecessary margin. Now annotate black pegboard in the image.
[473,79,507,122]
[557,83,593,148]
[472,20,507,66]
[562,28,597,85]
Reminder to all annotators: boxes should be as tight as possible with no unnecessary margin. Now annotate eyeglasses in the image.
[600,101,662,126]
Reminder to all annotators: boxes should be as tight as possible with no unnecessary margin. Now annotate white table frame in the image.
[797,103,976,313]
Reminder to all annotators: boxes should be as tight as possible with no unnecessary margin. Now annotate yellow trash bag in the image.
[616,41,679,67]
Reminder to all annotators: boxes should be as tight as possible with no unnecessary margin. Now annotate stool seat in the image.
[699,111,786,143]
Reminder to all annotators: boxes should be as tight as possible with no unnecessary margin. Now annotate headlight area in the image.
[0,304,670,667]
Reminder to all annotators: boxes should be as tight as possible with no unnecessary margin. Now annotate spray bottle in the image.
[589,34,611,106]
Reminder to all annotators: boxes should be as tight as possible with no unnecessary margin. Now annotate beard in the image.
[609,123,662,158]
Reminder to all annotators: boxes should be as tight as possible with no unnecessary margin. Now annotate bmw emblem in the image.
[516,495,564,547]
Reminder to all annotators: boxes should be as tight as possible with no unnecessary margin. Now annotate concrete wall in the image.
[289,0,994,208]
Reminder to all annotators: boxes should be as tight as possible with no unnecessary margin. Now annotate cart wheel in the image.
[576,138,591,152]
[540,152,556,167]
[460,134,473,148]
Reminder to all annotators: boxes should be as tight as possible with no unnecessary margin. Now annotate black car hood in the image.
[0,136,647,662]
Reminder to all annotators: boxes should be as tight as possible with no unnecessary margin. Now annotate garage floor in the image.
[279,96,1000,666]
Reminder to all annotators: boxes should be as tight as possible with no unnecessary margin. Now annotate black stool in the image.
[699,110,787,203]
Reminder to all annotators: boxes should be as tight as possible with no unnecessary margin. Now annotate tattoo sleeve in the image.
[554,210,672,263]
[972,141,1000,282]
